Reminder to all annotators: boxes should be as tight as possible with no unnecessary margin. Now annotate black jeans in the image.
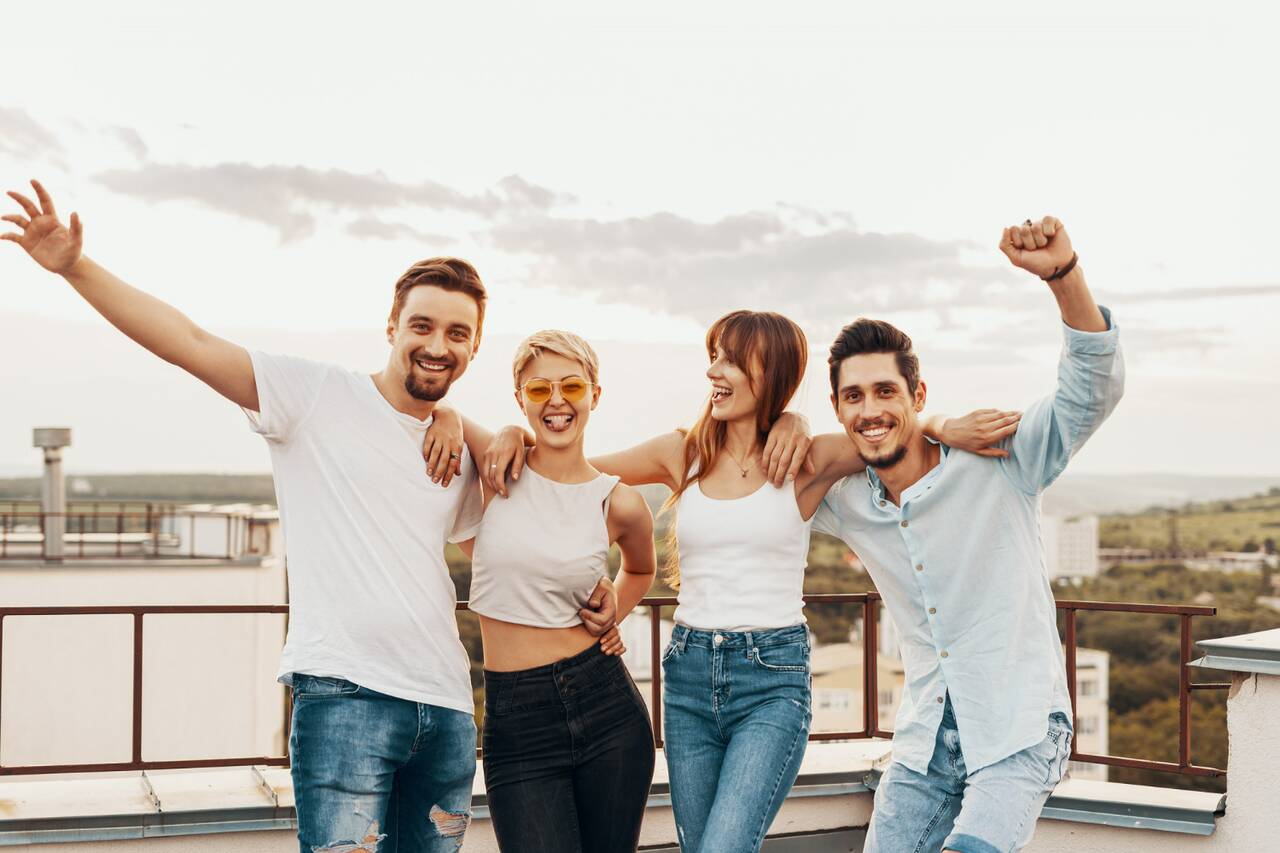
[482,644,656,852]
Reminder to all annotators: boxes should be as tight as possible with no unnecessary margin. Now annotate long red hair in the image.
[661,310,808,588]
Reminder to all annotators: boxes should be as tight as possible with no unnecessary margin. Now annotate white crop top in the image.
[469,467,620,628]
[672,479,812,631]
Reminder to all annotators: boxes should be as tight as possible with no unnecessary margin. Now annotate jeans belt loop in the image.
[676,625,690,653]
[744,630,754,654]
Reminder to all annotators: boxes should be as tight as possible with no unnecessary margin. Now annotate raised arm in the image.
[996,216,1123,493]
[3,181,257,410]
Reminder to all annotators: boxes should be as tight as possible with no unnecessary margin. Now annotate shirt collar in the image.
[864,443,950,507]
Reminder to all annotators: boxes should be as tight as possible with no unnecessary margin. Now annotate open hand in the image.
[763,412,815,486]
[422,407,464,487]
[482,426,528,498]
[940,409,1021,458]
[2,180,83,274]
[599,625,627,656]
[999,216,1073,280]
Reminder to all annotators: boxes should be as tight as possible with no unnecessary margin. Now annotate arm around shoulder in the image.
[591,430,685,489]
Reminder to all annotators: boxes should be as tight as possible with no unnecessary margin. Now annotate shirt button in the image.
[915,564,924,572]
[936,696,944,704]
[941,651,949,659]
[879,500,886,507]
[928,607,937,614]
[901,520,909,528]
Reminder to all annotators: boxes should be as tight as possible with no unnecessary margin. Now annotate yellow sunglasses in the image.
[520,376,593,404]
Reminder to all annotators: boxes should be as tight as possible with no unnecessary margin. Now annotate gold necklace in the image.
[727,446,759,478]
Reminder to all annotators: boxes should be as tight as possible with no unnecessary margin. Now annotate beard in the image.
[851,417,907,469]
[404,368,453,401]
[860,443,908,470]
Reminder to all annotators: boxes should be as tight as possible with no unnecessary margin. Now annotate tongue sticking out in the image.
[544,414,574,432]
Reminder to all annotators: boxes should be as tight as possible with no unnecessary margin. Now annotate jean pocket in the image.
[292,674,360,699]
[661,639,680,665]
[1041,715,1074,788]
[749,642,809,673]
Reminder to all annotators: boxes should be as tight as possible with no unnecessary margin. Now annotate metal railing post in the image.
[1064,608,1078,754]
[132,612,144,765]
[1179,614,1192,770]
[650,603,663,748]
[863,598,880,737]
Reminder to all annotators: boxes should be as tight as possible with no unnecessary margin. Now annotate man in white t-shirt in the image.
[2,180,614,852]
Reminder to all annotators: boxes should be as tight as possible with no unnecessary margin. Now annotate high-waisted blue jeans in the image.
[661,624,812,853]
[288,674,477,853]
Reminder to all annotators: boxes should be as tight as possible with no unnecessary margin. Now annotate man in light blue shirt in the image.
[814,216,1123,853]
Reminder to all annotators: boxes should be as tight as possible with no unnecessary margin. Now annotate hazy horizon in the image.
[5,3,1278,477]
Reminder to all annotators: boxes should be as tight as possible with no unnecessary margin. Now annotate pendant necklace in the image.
[728,446,758,478]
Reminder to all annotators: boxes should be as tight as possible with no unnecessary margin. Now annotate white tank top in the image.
[469,467,620,629]
[673,478,812,631]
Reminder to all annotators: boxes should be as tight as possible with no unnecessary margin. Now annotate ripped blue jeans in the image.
[289,674,476,853]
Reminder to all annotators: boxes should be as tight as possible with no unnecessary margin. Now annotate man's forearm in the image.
[1047,266,1107,333]
[63,257,257,408]
[64,257,206,364]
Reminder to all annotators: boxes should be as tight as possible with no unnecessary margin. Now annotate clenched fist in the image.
[999,216,1074,281]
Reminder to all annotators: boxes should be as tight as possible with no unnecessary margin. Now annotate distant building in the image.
[1184,551,1280,572]
[1099,547,1162,567]
[1043,514,1100,580]
[1069,647,1111,782]
[1,503,285,770]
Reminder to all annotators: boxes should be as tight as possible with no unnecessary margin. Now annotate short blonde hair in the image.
[512,330,600,387]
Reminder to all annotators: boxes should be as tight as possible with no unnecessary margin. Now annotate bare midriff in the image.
[479,615,599,672]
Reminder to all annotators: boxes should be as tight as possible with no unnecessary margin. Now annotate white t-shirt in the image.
[244,351,482,714]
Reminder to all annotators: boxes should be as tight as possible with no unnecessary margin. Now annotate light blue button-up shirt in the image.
[814,308,1124,773]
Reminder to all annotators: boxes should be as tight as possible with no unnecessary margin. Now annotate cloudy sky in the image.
[2,2,1277,477]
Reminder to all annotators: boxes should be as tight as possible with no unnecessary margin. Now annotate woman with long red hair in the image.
[463,309,1015,852]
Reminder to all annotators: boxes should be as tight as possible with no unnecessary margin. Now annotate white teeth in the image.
[414,359,448,372]
[859,426,890,439]
[543,414,574,431]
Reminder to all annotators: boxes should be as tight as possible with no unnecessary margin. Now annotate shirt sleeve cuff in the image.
[1063,305,1119,355]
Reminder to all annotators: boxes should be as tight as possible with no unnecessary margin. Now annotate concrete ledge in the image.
[0,743,1226,847]
[1192,628,1280,677]
[1041,779,1225,836]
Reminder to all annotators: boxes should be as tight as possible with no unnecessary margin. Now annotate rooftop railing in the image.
[0,595,1227,779]
[0,505,267,561]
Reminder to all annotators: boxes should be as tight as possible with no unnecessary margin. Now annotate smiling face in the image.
[516,352,600,451]
[386,284,480,402]
[706,340,762,425]
[831,352,928,469]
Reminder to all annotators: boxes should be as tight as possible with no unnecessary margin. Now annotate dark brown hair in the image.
[389,258,487,345]
[828,318,919,396]
[662,310,808,588]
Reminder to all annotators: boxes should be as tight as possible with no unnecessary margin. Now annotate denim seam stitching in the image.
[748,648,808,673]
[748,714,810,849]
[916,793,954,853]
[1000,737,1068,853]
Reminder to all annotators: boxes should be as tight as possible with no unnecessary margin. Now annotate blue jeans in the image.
[866,697,1072,853]
[661,624,812,853]
[289,674,477,853]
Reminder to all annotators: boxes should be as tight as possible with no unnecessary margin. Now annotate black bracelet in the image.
[1042,252,1079,282]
